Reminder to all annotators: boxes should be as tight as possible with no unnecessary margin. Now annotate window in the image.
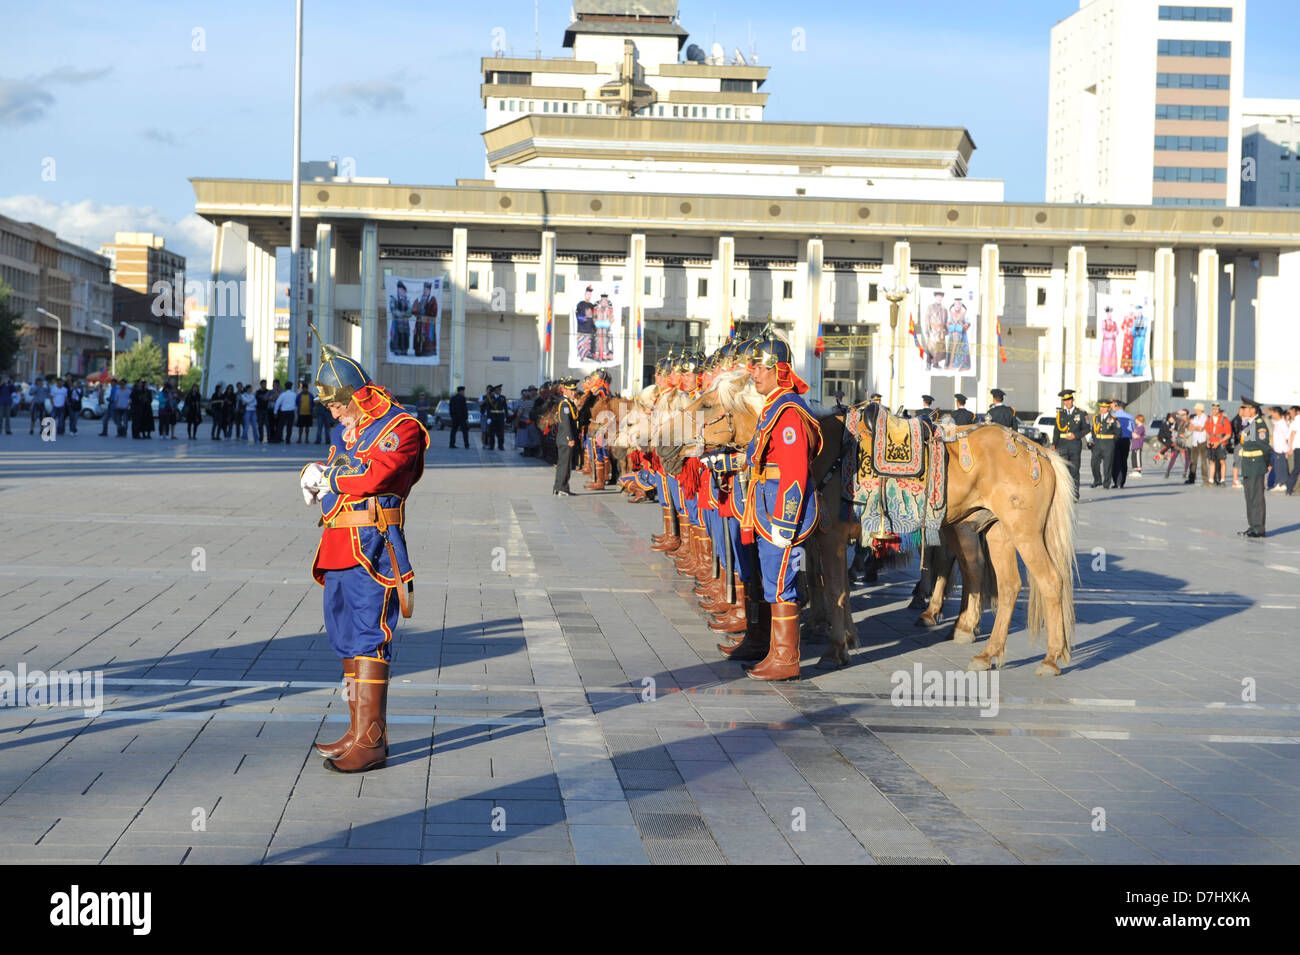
[721,78,753,92]
[1152,196,1227,206]
[1157,39,1231,57]
[672,105,679,117]
[469,271,480,290]
[1282,172,1291,192]
[868,283,878,303]
[1155,104,1228,121]
[528,101,534,111]
[1158,6,1232,21]
[562,102,569,113]
[1284,143,1293,159]
[644,276,652,295]
[493,71,530,85]
[525,272,537,292]
[555,275,565,293]
[498,101,505,110]
[725,107,732,119]
[1154,135,1228,151]
[697,277,708,297]
[692,106,699,118]
[782,280,794,300]
[1153,165,1226,182]
[542,101,549,112]
[1036,288,1047,307]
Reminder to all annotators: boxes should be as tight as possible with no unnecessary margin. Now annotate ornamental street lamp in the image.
[91,319,116,375]
[881,282,911,411]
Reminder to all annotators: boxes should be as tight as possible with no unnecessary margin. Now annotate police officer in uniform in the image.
[485,385,508,450]
[1238,397,1270,538]
[1090,399,1120,488]
[950,393,975,426]
[552,377,579,496]
[987,388,1016,428]
[298,341,430,773]
[917,394,937,424]
[1052,388,1088,499]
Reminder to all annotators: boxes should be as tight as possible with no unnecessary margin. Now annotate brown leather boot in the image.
[709,580,748,635]
[693,534,716,585]
[700,572,739,612]
[718,585,767,654]
[325,657,389,772]
[746,603,801,681]
[627,484,648,502]
[673,525,698,575]
[650,510,681,552]
[651,508,672,543]
[694,571,724,599]
[314,657,356,759]
[584,459,604,491]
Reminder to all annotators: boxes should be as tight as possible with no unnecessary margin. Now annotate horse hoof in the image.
[952,629,976,645]
[1035,661,1061,677]
[915,613,939,628]
[816,650,848,669]
[969,654,1003,672]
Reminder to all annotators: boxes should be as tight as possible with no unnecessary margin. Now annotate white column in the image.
[1152,246,1176,409]
[886,240,911,410]
[715,235,734,349]
[204,220,250,393]
[359,221,378,374]
[1065,245,1087,404]
[539,230,556,385]
[313,222,334,374]
[795,237,822,391]
[1254,249,1300,406]
[628,232,645,392]
[451,227,468,390]
[980,242,1000,397]
[1193,247,1220,401]
[261,243,277,384]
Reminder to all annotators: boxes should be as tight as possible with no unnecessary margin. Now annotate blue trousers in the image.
[322,565,398,661]
[756,538,804,604]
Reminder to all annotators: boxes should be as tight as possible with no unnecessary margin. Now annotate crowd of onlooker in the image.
[1142,401,1300,494]
[0,374,337,444]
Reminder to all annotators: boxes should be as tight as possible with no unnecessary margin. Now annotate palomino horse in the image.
[688,371,1078,676]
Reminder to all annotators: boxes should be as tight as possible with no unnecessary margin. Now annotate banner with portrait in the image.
[911,282,977,379]
[1095,293,1152,383]
[385,275,442,365]
[566,282,623,369]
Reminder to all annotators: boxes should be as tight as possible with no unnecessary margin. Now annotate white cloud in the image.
[0,195,214,271]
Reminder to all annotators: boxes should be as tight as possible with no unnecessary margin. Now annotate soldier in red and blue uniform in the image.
[299,344,429,772]
[583,369,613,491]
[703,332,821,680]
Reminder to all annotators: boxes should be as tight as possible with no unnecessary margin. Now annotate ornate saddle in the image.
[842,404,947,559]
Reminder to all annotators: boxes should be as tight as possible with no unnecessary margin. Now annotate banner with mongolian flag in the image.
[996,315,1006,364]
[636,308,642,352]
[728,312,736,340]
[908,313,923,359]
[814,316,825,358]
[544,303,552,353]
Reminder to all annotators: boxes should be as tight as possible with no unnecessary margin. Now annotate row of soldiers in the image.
[552,336,822,681]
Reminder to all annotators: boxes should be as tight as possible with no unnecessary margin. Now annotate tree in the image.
[0,280,24,376]
[115,335,165,385]
[179,365,203,392]
[191,324,206,370]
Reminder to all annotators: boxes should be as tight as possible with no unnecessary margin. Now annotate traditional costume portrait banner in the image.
[566,282,623,369]
[912,283,977,379]
[1095,293,1152,383]
[385,276,442,366]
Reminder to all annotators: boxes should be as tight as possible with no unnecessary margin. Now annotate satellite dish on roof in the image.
[710,42,725,64]
[733,47,746,65]
[686,43,706,63]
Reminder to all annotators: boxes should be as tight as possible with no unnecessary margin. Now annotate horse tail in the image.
[1026,450,1078,663]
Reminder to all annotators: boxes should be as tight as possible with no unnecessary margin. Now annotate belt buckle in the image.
[324,518,336,529]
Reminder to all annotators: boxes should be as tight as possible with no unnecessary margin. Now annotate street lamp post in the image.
[881,283,911,412]
[36,308,62,378]
[91,319,116,376]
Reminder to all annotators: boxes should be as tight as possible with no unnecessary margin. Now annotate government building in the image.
[195,0,1300,418]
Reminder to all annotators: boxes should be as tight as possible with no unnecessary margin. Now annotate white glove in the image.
[770,525,795,549]
[300,462,326,506]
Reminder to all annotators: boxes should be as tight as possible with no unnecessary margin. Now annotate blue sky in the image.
[1,0,1296,273]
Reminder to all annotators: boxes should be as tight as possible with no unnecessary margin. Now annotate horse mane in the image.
[709,370,763,419]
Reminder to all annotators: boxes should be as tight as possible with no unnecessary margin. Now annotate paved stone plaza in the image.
[0,429,1298,865]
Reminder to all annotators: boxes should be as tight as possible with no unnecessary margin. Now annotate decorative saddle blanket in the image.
[842,404,947,553]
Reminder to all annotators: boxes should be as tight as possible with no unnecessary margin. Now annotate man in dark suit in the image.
[917,394,937,424]
[987,388,1016,428]
[951,393,975,426]
[449,386,470,449]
